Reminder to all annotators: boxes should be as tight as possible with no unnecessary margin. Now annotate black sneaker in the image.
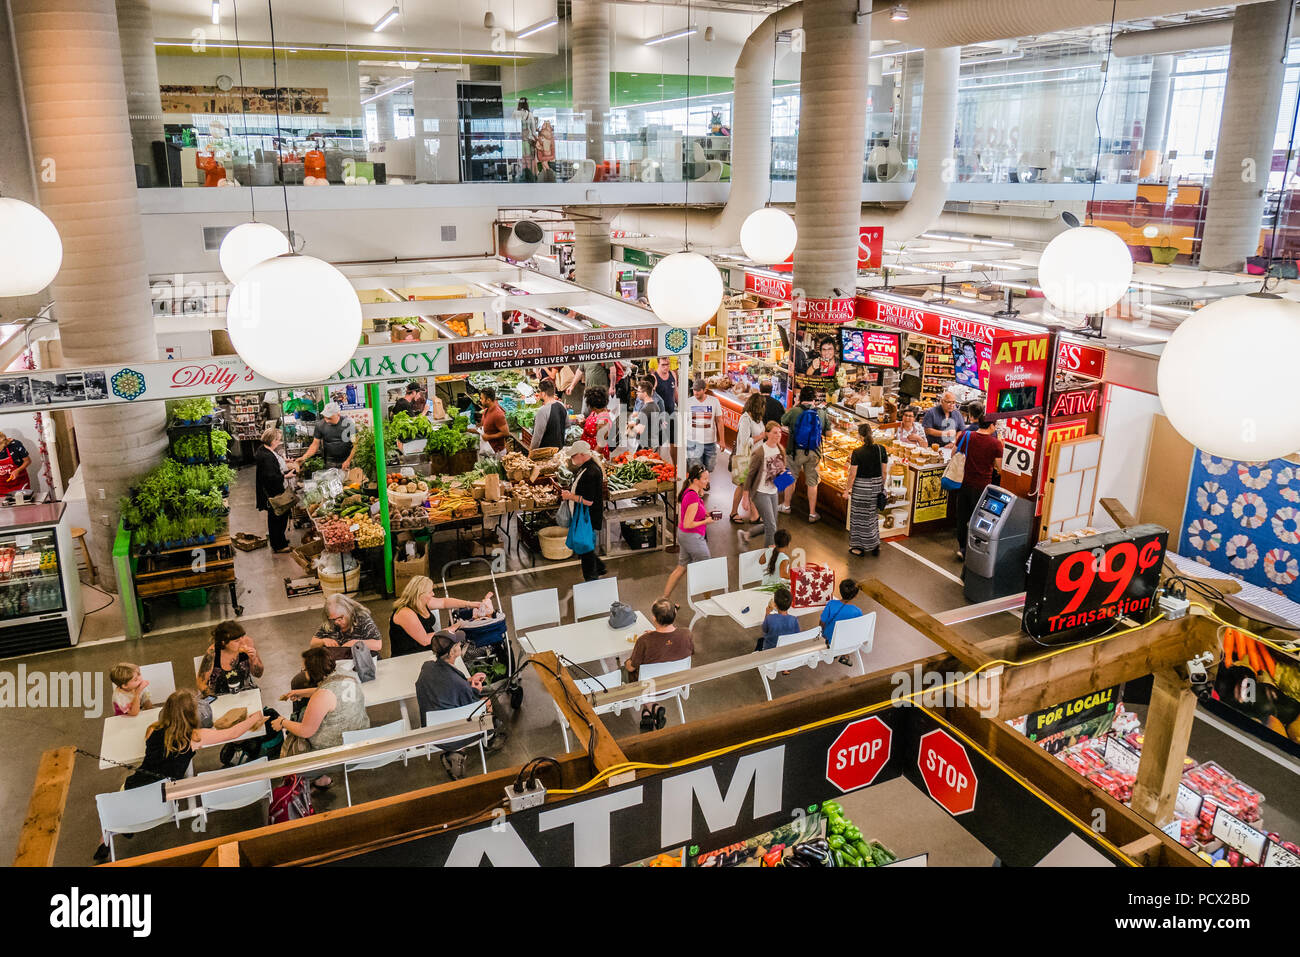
[440,752,467,779]
[639,708,656,732]
[93,842,111,864]
[654,706,667,730]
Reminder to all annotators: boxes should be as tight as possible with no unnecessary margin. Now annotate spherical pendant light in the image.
[740,207,797,265]
[647,252,724,329]
[226,255,362,385]
[0,198,63,297]
[1157,293,1300,462]
[219,222,291,283]
[1037,225,1133,317]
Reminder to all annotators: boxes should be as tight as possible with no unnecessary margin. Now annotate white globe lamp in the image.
[647,252,724,329]
[0,198,63,297]
[1037,225,1133,317]
[219,222,291,283]
[740,208,797,265]
[226,255,362,384]
[1157,293,1300,462]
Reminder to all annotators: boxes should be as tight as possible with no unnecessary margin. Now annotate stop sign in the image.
[917,729,978,816]
[826,716,892,793]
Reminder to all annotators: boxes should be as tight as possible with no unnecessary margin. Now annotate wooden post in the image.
[529,651,631,782]
[14,746,74,867]
[1131,669,1199,826]
[202,842,241,867]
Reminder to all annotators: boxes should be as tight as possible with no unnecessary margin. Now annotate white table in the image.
[521,611,654,666]
[710,589,825,630]
[99,689,276,770]
[362,652,431,728]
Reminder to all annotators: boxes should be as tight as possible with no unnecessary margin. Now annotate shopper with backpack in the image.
[780,386,830,523]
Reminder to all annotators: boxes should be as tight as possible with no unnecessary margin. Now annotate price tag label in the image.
[15,534,33,550]
[1263,842,1300,867]
[1211,807,1267,863]
[1174,783,1203,820]
[1161,818,1182,840]
[1001,444,1033,476]
[1103,737,1141,775]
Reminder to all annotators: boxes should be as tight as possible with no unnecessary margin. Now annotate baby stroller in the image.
[441,557,524,710]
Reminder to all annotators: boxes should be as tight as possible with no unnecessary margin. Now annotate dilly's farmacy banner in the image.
[0,325,691,414]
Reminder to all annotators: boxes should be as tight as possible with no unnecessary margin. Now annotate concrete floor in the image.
[5,460,1295,865]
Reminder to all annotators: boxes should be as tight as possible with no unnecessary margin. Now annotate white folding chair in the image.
[686,557,729,629]
[423,703,491,775]
[758,627,825,700]
[195,757,272,827]
[738,548,769,588]
[638,657,692,725]
[341,719,409,807]
[825,612,876,675]
[511,587,561,654]
[572,578,619,621]
[138,662,175,702]
[95,781,179,862]
[553,670,624,751]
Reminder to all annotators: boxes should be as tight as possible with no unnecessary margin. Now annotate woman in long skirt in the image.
[846,423,887,557]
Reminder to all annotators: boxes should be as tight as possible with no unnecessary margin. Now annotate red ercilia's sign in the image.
[744,270,793,302]
[858,227,885,269]
[856,296,999,344]
[794,297,856,323]
[1056,341,1107,380]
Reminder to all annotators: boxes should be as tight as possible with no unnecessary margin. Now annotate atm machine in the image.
[963,485,1034,602]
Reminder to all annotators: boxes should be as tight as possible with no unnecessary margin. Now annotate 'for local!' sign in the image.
[794,297,856,323]
[744,270,793,302]
[826,716,892,793]
[987,331,1052,419]
[917,729,978,816]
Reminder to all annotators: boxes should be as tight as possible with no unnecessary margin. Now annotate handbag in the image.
[565,503,595,555]
[351,643,376,682]
[608,601,636,629]
[555,500,573,528]
[269,774,313,823]
[941,430,970,492]
[788,548,836,607]
[268,488,296,516]
[281,729,311,758]
[773,469,795,493]
[876,490,889,511]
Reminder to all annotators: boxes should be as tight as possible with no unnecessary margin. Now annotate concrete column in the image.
[11,0,168,584]
[571,207,614,295]
[374,94,396,144]
[1199,0,1291,271]
[0,1,45,322]
[1142,55,1174,158]
[571,0,610,164]
[793,0,872,297]
[115,0,164,184]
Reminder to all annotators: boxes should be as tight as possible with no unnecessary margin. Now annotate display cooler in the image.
[0,502,83,658]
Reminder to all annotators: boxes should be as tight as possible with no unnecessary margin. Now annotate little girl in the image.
[110,663,151,716]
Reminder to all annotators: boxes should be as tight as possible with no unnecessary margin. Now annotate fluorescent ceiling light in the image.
[211,1,220,26]
[961,52,1025,67]
[869,46,919,59]
[373,6,400,33]
[516,16,558,39]
[153,40,532,60]
[360,79,413,104]
[645,26,698,46]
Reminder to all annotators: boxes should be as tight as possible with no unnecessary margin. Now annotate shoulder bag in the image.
[940,430,970,492]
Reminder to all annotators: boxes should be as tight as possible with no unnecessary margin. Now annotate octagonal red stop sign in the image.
[917,729,978,816]
[826,716,892,793]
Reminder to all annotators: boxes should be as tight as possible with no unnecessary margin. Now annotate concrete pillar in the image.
[374,94,397,144]
[0,1,45,322]
[11,0,168,584]
[1142,55,1174,158]
[1199,0,1290,271]
[571,207,615,295]
[793,0,872,297]
[115,0,164,184]
[572,0,610,164]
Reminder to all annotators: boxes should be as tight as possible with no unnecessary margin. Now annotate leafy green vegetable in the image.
[390,412,435,442]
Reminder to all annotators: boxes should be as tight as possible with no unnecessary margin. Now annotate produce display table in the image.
[603,500,667,555]
[132,532,241,631]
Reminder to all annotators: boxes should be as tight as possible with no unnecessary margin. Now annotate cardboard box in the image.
[292,538,325,573]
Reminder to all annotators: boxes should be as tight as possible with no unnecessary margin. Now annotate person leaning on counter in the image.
[296,402,354,471]
[921,391,964,446]
[0,431,32,497]
[895,407,928,447]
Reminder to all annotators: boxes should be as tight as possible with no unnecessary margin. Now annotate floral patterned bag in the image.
[787,547,836,607]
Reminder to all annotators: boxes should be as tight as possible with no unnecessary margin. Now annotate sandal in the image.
[640,708,656,732]
[312,775,333,789]
[837,655,854,666]
[850,547,866,557]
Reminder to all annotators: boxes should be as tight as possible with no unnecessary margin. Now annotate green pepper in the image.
[843,825,862,842]
[827,834,845,850]
[822,801,843,815]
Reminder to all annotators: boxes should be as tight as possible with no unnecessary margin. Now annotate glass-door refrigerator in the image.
[0,502,83,658]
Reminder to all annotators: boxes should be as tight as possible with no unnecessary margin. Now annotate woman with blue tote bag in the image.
[561,440,607,581]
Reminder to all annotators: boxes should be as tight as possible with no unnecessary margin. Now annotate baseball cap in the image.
[565,440,593,459]
[321,401,342,417]
[431,628,467,657]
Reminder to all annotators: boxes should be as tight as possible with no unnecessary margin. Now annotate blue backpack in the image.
[793,407,823,452]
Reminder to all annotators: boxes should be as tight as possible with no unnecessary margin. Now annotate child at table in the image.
[110,663,151,716]
[756,586,800,653]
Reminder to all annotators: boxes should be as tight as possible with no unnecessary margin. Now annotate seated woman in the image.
[274,647,370,789]
[415,630,494,780]
[94,690,266,861]
[389,576,495,658]
[312,593,383,664]
[761,529,793,587]
[208,620,264,695]
[820,578,865,665]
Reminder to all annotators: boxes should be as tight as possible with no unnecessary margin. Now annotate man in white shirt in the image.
[685,378,724,472]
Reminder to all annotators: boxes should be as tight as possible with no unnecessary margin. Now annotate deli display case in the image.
[0,502,83,658]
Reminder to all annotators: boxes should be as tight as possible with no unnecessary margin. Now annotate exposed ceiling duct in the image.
[1112,18,1233,56]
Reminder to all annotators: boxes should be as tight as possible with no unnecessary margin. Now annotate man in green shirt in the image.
[780,386,830,523]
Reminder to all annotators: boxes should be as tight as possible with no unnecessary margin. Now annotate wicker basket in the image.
[539,526,572,560]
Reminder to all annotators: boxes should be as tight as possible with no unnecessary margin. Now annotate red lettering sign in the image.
[794,297,856,323]
[1056,341,1107,380]
[169,362,248,394]
[826,717,892,793]
[988,331,1052,420]
[1050,387,1100,418]
[858,226,885,269]
[856,296,999,344]
[917,730,978,816]
[744,270,793,302]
